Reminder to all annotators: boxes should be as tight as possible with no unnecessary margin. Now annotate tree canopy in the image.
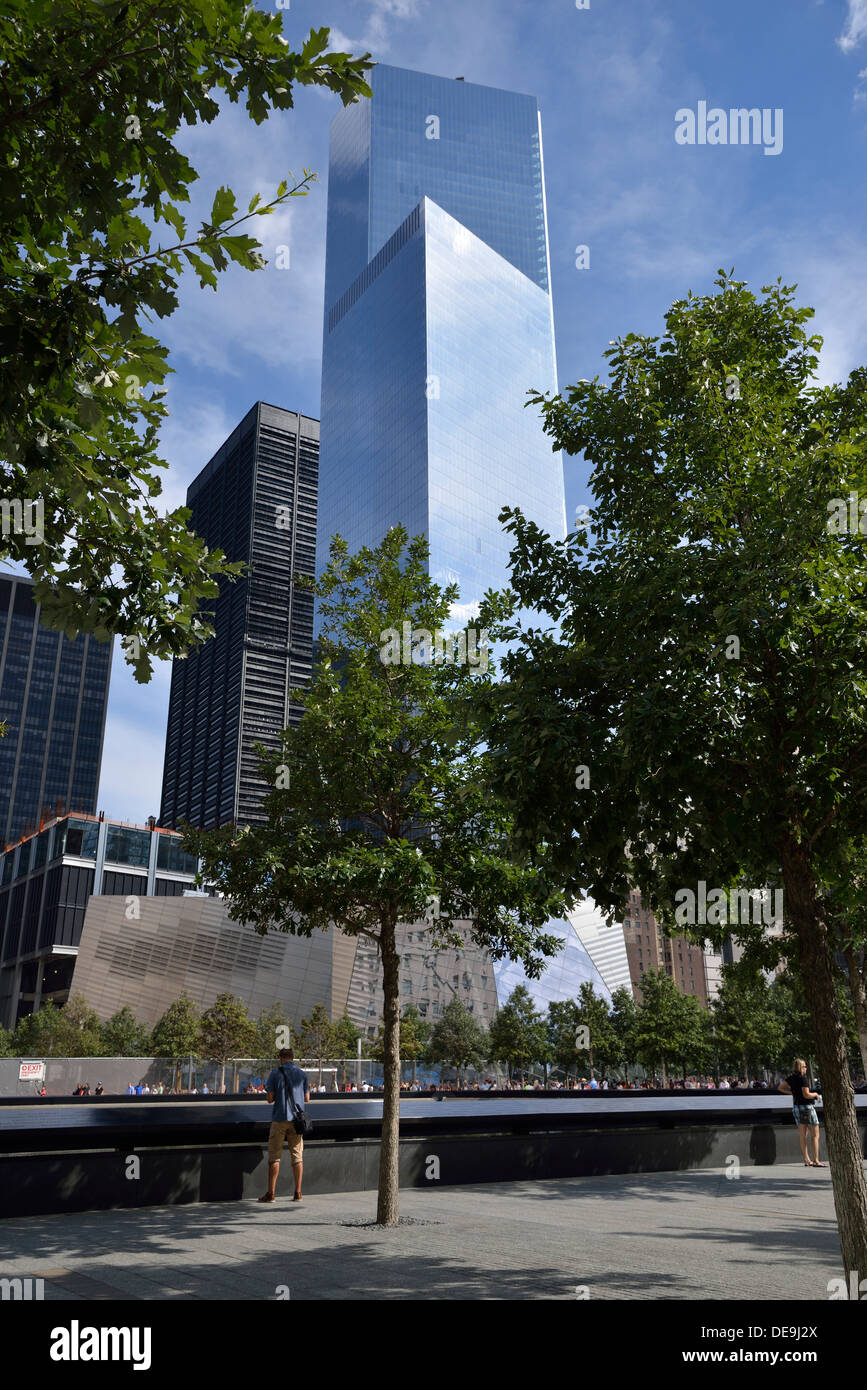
[0,0,371,678]
[187,527,567,1222]
[477,271,867,1278]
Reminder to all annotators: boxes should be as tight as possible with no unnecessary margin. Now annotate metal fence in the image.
[0,1056,513,1098]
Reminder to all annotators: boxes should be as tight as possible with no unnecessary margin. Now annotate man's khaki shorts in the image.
[268,1120,303,1163]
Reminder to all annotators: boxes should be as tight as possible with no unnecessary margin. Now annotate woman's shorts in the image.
[793,1104,819,1127]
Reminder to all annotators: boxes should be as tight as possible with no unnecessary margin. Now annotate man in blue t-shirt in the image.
[260,1048,310,1203]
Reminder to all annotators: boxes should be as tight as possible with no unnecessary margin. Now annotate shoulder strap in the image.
[280,1065,300,1118]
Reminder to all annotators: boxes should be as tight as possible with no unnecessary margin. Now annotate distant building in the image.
[621,889,721,1005]
[160,402,319,831]
[492,902,633,1012]
[347,923,500,1035]
[0,813,200,1029]
[70,892,359,1033]
[0,574,111,846]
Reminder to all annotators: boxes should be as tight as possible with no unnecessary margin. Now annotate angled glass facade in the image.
[0,576,111,846]
[324,64,550,313]
[319,64,629,1016]
[319,65,566,600]
[492,902,634,1013]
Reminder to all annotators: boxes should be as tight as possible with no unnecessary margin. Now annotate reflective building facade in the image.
[319,65,567,601]
[492,903,633,1013]
[0,575,111,847]
[319,65,629,1017]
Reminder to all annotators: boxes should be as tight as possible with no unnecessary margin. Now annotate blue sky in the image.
[95,0,867,822]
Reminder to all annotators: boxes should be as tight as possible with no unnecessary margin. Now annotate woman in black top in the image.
[778,1058,824,1167]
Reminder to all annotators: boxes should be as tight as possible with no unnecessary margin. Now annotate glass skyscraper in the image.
[0,575,111,847]
[319,66,630,1015]
[319,64,567,606]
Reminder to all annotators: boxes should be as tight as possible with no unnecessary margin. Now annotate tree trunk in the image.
[782,836,867,1282]
[376,912,401,1226]
[843,942,867,1079]
[660,1052,668,1087]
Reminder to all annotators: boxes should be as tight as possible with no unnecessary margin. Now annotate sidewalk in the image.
[0,1165,847,1301]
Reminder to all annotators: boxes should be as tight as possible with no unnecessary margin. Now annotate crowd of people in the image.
[52,1071,865,1097]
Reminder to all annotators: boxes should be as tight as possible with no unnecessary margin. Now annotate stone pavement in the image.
[0,1165,849,1300]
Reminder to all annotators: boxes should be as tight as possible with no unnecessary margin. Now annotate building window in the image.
[61,819,99,860]
[156,836,198,875]
[105,825,150,869]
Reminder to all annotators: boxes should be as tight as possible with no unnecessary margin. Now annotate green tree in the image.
[100,1005,151,1057]
[633,972,690,1085]
[58,993,104,1057]
[477,272,867,1278]
[397,1005,431,1083]
[187,528,566,1223]
[547,999,583,1081]
[0,0,371,675]
[295,1003,335,1088]
[13,1001,68,1057]
[609,986,638,1080]
[330,1011,364,1086]
[331,1011,364,1056]
[487,985,547,1084]
[825,845,867,1078]
[199,992,256,1091]
[425,998,486,1088]
[151,992,201,1091]
[253,1002,293,1063]
[369,1005,431,1080]
[677,991,714,1079]
[712,964,784,1081]
[767,972,814,1071]
[573,981,618,1079]
[0,1024,15,1057]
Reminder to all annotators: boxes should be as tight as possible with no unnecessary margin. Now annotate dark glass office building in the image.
[160,402,319,831]
[0,575,111,847]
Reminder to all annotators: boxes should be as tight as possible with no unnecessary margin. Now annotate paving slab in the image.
[0,1165,855,1301]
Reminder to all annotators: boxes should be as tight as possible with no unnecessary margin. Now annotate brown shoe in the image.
[258,1193,276,1202]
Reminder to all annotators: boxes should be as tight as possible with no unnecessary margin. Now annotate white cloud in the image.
[838,0,867,51]
[161,99,329,383]
[154,395,239,511]
[319,0,420,61]
[97,650,172,823]
[787,238,867,386]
